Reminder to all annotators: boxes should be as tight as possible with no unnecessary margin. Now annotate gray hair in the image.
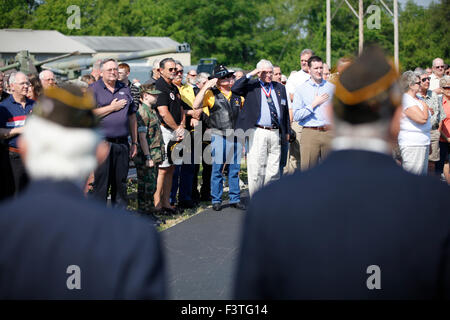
[432,58,444,67]
[197,72,210,83]
[256,59,273,70]
[400,70,419,93]
[300,49,315,57]
[414,68,427,77]
[100,58,118,71]
[39,70,54,80]
[9,72,27,85]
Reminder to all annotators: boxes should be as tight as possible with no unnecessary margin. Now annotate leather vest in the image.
[208,88,241,131]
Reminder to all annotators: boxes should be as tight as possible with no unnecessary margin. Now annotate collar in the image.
[10,94,33,106]
[332,136,391,155]
[307,78,326,87]
[101,79,124,91]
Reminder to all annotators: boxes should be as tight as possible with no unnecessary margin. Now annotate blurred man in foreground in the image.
[235,46,450,299]
[0,84,166,299]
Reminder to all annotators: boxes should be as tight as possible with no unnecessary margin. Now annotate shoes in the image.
[178,200,196,209]
[212,203,222,211]
[230,202,246,210]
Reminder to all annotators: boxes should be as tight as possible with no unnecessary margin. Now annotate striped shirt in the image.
[0,95,34,148]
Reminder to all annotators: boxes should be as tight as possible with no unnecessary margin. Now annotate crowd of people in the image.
[0,44,449,299]
[1,51,449,219]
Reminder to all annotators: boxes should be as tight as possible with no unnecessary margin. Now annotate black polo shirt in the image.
[154,77,182,127]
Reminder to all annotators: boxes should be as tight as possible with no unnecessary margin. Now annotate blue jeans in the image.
[211,134,241,204]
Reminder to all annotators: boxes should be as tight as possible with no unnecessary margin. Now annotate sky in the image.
[398,0,437,7]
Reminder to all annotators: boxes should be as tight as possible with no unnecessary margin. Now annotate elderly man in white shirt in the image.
[429,58,445,94]
[284,48,314,174]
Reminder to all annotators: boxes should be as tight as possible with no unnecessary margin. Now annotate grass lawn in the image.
[127,159,248,232]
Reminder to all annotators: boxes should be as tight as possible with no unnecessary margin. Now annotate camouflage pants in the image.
[136,164,158,213]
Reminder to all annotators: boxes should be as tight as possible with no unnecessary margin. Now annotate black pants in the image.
[191,141,212,201]
[92,141,129,209]
[0,149,29,202]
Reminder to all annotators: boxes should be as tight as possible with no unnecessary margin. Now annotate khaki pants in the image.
[284,122,303,174]
[247,128,281,198]
[300,127,333,171]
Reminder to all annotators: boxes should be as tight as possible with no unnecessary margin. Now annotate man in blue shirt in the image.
[292,55,335,170]
[0,72,34,201]
[89,59,138,209]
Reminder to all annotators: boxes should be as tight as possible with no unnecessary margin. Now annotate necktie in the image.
[262,82,279,127]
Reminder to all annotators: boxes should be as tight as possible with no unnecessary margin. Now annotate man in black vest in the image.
[193,65,245,211]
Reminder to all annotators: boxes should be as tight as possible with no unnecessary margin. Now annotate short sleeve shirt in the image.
[154,77,182,126]
[89,79,136,139]
[0,95,34,148]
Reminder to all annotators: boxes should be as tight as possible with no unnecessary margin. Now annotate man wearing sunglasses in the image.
[153,58,186,214]
[430,58,445,94]
[416,69,446,175]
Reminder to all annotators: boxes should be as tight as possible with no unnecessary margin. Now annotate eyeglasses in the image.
[435,66,445,69]
[421,77,430,82]
[188,73,197,77]
[104,68,118,73]
[17,81,31,86]
[176,70,184,74]
[414,82,421,85]
[43,78,55,82]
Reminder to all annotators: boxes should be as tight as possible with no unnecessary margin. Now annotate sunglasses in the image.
[167,68,177,72]
[443,87,450,90]
[176,70,184,74]
[421,77,430,82]
[188,73,197,77]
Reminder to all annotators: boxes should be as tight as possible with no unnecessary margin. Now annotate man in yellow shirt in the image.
[193,65,245,211]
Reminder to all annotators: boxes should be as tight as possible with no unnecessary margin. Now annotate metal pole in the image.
[394,0,399,71]
[359,0,364,55]
[327,0,331,67]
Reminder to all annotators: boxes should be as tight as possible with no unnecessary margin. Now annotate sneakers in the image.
[212,203,222,211]
[230,202,246,210]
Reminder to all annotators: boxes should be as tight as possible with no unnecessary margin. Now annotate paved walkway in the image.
[161,194,248,300]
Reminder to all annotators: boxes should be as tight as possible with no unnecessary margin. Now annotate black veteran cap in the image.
[210,65,234,79]
[333,45,401,124]
[33,84,98,128]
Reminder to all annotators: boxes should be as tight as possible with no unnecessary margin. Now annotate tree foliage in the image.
[0,0,448,73]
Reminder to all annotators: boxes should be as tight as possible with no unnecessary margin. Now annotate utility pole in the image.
[359,0,364,55]
[326,0,399,70]
[326,0,331,66]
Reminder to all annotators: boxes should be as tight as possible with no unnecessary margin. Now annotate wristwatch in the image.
[145,154,151,160]
[132,142,138,146]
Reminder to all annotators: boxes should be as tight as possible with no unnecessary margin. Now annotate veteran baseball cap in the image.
[33,83,98,129]
[333,45,402,124]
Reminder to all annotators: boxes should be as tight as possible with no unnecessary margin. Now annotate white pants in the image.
[400,145,429,175]
[247,128,281,197]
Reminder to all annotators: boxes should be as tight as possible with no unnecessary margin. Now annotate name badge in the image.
[281,99,286,106]
[119,92,125,95]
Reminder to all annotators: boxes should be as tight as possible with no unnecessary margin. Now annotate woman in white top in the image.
[398,71,432,175]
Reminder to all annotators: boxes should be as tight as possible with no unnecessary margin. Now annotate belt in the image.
[255,124,279,130]
[303,125,331,132]
[8,146,20,153]
[105,136,128,144]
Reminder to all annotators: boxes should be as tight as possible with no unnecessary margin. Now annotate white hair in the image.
[39,70,54,80]
[432,58,444,67]
[22,116,101,182]
[256,59,273,70]
[9,72,27,85]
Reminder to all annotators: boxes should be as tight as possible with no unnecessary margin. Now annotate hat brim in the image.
[143,89,162,95]
[211,71,235,80]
